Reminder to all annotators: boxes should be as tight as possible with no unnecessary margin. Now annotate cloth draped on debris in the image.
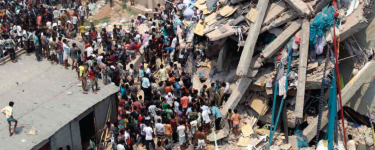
[309,5,336,46]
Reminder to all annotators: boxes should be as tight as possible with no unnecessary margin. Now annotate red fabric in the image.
[124,44,133,50]
[87,70,95,80]
[90,31,97,39]
[180,96,188,108]
[138,116,144,123]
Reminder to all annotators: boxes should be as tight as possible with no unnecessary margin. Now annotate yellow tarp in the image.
[193,20,206,36]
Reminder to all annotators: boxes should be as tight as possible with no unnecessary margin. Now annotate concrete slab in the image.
[263,1,287,25]
[0,55,118,149]
[261,9,299,33]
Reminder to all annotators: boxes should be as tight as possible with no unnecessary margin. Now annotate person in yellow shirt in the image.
[79,26,86,39]
[79,62,88,94]
[1,101,18,136]
[158,64,168,82]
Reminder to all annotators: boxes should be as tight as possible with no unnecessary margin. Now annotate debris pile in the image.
[178,0,375,148]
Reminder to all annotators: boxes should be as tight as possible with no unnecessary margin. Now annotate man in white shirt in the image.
[16,25,22,48]
[1,101,18,136]
[177,121,187,150]
[143,123,155,150]
[79,6,85,25]
[202,109,211,133]
[62,39,70,68]
[155,119,165,142]
[221,82,232,105]
[86,45,94,57]
[72,15,78,33]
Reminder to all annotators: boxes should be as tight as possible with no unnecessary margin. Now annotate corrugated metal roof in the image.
[0,55,118,150]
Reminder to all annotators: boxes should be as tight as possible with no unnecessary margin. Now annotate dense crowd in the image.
[0,0,242,150]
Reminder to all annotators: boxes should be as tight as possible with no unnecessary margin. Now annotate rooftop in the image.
[0,55,118,149]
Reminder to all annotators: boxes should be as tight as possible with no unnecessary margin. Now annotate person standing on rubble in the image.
[1,101,18,137]
[196,126,206,150]
[231,109,241,137]
[211,101,222,131]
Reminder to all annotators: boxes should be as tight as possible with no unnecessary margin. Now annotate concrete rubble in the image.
[81,0,375,149]
[183,0,375,149]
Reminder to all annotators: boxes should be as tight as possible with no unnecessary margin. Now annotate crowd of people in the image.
[0,0,242,150]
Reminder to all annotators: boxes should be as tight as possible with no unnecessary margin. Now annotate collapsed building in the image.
[174,0,375,149]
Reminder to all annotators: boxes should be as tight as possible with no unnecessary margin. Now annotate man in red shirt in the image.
[87,66,98,94]
[170,114,177,143]
[124,41,135,56]
[56,37,64,65]
[180,94,189,110]
[133,96,142,114]
[90,28,97,42]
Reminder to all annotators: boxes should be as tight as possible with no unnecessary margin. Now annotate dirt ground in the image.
[93,1,122,19]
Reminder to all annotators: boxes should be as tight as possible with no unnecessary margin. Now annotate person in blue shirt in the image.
[211,101,222,131]
[34,32,42,61]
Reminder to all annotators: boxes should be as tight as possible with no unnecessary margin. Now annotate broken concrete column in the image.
[295,18,310,119]
[284,0,311,16]
[220,77,253,117]
[236,0,269,76]
[217,43,228,71]
[261,9,299,33]
[303,60,375,142]
[263,1,287,25]
[261,19,302,59]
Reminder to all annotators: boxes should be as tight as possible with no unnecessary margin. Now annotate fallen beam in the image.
[303,60,375,142]
[263,1,287,25]
[261,19,302,59]
[295,18,310,119]
[236,0,269,76]
[220,77,253,117]
[339,4,368,41]
[261,9,299,33]
[284,0,311,16]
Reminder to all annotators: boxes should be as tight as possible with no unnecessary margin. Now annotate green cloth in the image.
[165,108,173,119]
[89,140,96,149]
[162,103,169,110]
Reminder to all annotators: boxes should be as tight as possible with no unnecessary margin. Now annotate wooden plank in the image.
[236,0,269,76]
[284,0,311,16]
[295,18,310,119]
[303,60,375,141]
[261,19,302,59]
[220,77,253,117]
[261,9,299,33]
